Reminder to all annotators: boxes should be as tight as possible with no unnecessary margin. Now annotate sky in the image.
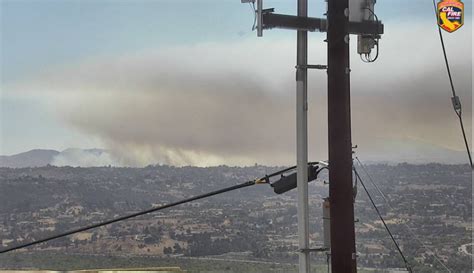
[0,0,472,166]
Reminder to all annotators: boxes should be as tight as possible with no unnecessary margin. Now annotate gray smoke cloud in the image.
[51,148,117,167]
[6,23,472,166]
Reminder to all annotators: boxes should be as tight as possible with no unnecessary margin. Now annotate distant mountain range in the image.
[0,140,470,168]
[359,139,469,165]
[0,148,109,168]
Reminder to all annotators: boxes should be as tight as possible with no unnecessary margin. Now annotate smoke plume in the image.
[6,23,472,166]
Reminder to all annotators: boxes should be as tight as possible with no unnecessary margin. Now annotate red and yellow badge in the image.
[438,0,464,33]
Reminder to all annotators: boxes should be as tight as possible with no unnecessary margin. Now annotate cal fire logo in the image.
[438,0,464,33]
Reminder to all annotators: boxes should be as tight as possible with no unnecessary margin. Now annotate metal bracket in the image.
[319,161,329,167]
[262,8,274,13]
[262,12,384,35]
[299,247,330,253]
[296,64,328,70]
[451,96,462,111]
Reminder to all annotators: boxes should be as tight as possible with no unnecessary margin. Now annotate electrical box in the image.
[271,166,319,194]
[349,0,375,23]
[349,0,379,57]
[358,35,377,54]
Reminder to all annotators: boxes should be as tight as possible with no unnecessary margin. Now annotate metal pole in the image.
[257,0,263,37]
[327,0,357,272]
[296,0,309,272]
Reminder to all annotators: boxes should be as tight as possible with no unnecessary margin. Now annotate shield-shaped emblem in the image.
[438,0,464,33]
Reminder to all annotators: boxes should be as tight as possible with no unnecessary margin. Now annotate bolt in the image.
[344,35,350,44]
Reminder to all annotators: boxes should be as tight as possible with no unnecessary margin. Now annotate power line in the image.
[353,167,412,273]
[1,164,319,254]
[249,2,257,31]
[355,157,453,273]
[431,0,472,168]
[355,157,387,201]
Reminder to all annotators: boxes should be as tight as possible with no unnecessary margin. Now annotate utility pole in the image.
[242,1,383,272]
[327,0,357,272]
[296,0,310,271]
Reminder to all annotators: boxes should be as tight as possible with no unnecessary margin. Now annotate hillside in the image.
[0,149,59,168]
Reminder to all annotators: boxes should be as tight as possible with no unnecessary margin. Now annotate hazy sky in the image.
[1,0,472,166]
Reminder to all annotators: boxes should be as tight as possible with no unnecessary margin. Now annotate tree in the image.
[164,246,172,255]
[173,243,182,254]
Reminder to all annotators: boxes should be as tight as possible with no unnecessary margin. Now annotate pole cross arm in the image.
[262,13,384,35]
[262,13,326,32]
